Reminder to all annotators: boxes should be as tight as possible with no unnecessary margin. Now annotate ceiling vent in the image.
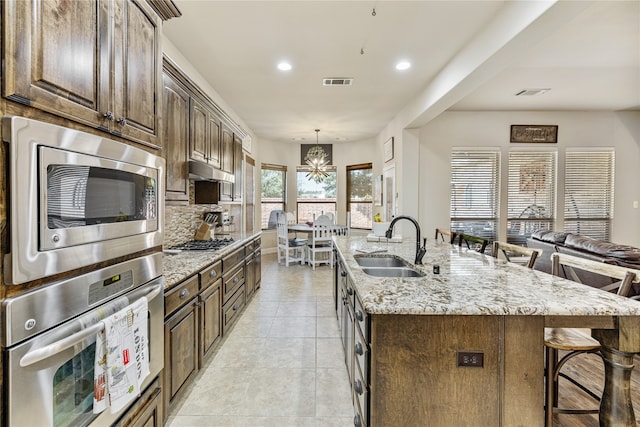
[323,78,353,86]
[515,88,550,96]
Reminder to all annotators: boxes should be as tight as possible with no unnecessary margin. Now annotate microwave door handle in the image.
[19,283,162,368]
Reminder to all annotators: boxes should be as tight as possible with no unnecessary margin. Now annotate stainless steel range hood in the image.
[189,160,235,183]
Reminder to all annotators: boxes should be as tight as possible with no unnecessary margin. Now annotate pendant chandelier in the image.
[305,129,329,183]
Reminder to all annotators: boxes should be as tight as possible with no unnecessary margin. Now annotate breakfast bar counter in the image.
[333,236,640,426]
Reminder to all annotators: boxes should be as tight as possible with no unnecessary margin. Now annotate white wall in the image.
[417,110,640,247]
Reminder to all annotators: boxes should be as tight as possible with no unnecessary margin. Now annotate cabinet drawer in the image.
[222,246,245,271]
[222,285,245,334]
[354,293,369,342]
[165,275,199,317]
[222,264,245,304]
[200,260,222,291]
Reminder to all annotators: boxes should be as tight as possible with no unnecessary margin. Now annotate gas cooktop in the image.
[170,237,235,251]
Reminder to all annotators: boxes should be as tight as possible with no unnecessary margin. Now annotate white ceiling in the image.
[163,1,640,144]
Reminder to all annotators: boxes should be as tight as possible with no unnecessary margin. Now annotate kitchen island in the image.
[333,236,640,427]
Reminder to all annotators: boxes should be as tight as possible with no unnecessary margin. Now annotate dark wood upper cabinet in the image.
[162,70,190,204]
[189,96,222,169]
[3,0,162,148]
[189,97,209,163]
[233,135,243,201]
[220,123,234,174]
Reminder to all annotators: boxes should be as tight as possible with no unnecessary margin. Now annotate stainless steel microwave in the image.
[2,116,165,285]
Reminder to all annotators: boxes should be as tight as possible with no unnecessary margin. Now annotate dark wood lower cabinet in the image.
[114,377,163,427]
[199,281,222,365]
[163,295,199,421]
[162,237,261,421]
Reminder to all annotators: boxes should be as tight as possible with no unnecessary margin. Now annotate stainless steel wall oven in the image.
[2,116,165,285]
[1,117,166,426]
[2,253,164,427]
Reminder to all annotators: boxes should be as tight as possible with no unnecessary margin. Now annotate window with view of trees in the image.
[261,164,286,230]
[347,163,373,229]
[507,151,556,245]
[296,166,337,223]
[564,150,614,241]
[450,150,500,241]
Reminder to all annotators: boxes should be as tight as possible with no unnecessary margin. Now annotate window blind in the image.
[450,150,500,241]
[564,150,614,241]
[507,151,556,245]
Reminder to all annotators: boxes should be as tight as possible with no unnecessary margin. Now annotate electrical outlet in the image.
[457,351,484,367]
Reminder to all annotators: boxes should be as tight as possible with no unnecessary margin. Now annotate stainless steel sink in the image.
[354,255,409,268]
[361,267,425,277]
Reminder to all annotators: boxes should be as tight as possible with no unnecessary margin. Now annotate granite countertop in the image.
[334,236,640,317]
[162,232,261,291]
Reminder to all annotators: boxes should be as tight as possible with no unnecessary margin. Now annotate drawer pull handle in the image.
[355,310,364,322]
[179,289,189,299]
[210,270,217,277]
[355,342,364,356]
[103,111,114,121]
[233,304,238,311]
[354,379,363,395]
[341,271,347,277]
[347,288,353,296]
[116,117,127,126]
[354,413,362,427]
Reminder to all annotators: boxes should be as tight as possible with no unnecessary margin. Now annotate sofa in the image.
[526,230,640,295]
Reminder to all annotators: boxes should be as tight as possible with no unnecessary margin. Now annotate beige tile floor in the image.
[166,253,354,427]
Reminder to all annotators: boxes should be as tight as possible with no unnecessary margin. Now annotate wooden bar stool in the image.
[544,252,639,426]
[492,241,541,268]
[435,228,457,244]
[457,233,490,254]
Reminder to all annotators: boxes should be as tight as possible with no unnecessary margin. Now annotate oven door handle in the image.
[19,284,162,368]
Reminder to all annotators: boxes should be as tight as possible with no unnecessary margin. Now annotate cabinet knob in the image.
[179,289,189,299]
[103,111,114,121]
[354,413,362,427]
[233,304,238,311]
[355,310,364,322]
[340,271,347,277]
[233,277,239,284]
[354,379,363,395]
[209,270,217,277]
[355,342,364,356]
[116,117,127,126]
[347,288,353,296]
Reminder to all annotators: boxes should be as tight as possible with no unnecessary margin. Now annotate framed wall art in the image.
[510,125,558,143]
[384,137,394,162]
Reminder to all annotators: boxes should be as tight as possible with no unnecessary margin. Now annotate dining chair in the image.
[307,224,334,269]
[457,233,490,254]
[544,252,639,426]
[276,213,306,266]
[314,214,333,226]
[435,228,457,244]
[491,241,542,269]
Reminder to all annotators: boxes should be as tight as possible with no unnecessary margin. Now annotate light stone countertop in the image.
[334,236,640,316]
[162,231,261,291]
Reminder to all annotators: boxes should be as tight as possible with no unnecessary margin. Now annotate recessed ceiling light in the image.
[395,61,411,71]
[277,62,292,71]
[291,137,306,141]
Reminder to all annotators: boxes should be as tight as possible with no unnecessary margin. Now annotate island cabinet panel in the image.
[162,71,190,204]
[3,0,162,148]
[502,316,544,426]
[369,315,501,427]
